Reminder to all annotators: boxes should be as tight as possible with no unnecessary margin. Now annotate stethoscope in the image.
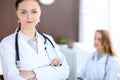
[78,54,109,80]
[15,27,62,69]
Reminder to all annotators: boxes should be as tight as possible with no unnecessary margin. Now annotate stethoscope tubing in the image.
[15,27,62,68]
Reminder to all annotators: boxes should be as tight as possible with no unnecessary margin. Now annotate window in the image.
[79,0,109,52]
[110,0,120,55]
[79,0,120,55]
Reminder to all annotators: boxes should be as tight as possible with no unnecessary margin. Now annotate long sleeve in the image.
[33,35,69,80]
[0,39,25,80]
[33,56,69,80]
[78,64,87,79]
[77,53,95,80]
[77,56,90,79]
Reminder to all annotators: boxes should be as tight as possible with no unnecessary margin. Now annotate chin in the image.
[26,24,35,27]
[94,47,99,50]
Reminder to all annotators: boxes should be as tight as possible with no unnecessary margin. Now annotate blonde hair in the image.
[95,29,117,56]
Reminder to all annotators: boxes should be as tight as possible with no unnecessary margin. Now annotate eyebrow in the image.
[19,8,38,11]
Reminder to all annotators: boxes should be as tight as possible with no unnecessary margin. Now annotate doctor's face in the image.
[16,0,41,29]
[94,32,104,51]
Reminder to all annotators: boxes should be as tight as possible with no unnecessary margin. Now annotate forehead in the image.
[95,32,102,38]
[18,0,40,10]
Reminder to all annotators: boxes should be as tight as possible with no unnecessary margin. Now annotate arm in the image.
[77,60,87,79]
[33,35,70,80]
[77,53,93,79]
[0,41,25,80]
[19,58,61,79]
[33,55,69,80]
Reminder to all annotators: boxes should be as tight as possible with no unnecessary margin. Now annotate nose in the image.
[94,39,98,44]
[27,13,32,20]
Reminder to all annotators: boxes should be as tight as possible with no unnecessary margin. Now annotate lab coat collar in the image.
[19,30,38,42]
[15,28,46,54]
[36,31,46,49]
[36,31,46,54]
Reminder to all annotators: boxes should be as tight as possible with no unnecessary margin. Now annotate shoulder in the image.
[108,56,120,67]
[43,33,54,40]
[108,56,119,63]
[42,33,55,43]
[1,33,15,46]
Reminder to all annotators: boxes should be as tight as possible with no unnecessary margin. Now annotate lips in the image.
[26,21,33,23]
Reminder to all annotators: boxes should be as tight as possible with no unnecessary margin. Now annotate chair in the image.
[58,46,77,80]
[72,42,90,78]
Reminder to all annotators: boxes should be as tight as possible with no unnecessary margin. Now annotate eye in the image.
[32,11,38,14]
[94,36,97,41]
[21,12,26,14]
[98,38,101,41]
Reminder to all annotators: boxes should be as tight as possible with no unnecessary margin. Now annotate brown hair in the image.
[95,29,117,56]
[15,0,42,10]
[15,0,42,27]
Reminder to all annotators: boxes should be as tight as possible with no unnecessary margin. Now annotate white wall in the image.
[110,0,120,55]
[79,0,109,49]
[79,0,120,56]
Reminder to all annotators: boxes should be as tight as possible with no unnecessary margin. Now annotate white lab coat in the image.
[78,51,120,80]
[0,30,69,80]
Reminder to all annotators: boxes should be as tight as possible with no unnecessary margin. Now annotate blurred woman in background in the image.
[78,29,120,80]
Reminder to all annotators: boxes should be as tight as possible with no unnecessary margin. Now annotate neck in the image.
[98,49,104,56]
[20,27,36,38]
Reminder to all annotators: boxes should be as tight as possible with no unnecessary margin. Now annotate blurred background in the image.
[0,0,120,80]
[0,0,79,46]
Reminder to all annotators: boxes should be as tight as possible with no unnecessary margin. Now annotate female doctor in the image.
[0,0,69,80]
[78,29,120,80]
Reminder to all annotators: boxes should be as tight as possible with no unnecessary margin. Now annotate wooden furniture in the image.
[0,75,4,80]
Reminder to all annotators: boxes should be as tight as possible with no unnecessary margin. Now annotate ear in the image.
[15,11,20,24]
[16,11,19,18]
[16,11,20,21]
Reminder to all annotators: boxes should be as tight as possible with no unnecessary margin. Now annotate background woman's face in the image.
[94,32,104,51]
[16,0,41,28]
